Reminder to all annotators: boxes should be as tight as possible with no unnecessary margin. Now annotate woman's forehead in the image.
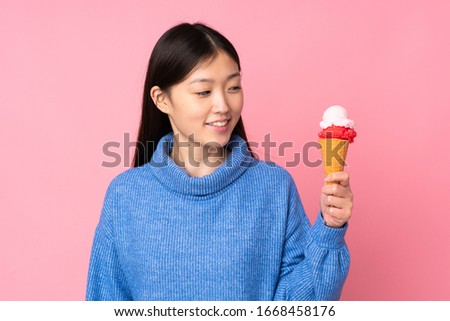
[184,52,240,83]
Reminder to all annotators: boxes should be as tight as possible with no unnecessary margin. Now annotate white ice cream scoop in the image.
[319,105,355,129]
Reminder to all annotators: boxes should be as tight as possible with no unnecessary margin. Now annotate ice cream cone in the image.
[319,138,349,184]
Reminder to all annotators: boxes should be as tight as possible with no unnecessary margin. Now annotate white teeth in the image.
[208,120,228,127]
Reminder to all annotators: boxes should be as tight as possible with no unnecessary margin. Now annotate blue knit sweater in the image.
[86,132,350,301]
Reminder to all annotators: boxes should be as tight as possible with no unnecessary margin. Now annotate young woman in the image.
[86,22,353,301]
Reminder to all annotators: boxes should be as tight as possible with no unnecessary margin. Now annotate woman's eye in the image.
[196,90,211,97]
[229,86,242,92]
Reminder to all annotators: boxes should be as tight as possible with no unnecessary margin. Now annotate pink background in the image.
[1,0,449,300]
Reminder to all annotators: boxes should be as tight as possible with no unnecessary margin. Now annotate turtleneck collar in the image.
[147,132,255,196]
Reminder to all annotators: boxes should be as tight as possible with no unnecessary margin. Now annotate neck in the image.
[170,138,229,178]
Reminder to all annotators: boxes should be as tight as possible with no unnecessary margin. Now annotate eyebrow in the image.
[188,72,241,84]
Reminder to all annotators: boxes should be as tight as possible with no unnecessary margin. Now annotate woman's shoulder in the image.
[245,158,296,185]
[104,163,155,195]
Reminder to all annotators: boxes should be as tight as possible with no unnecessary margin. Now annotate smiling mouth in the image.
[206,120,229,127]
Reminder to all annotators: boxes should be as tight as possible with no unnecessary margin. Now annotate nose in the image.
[212,91,230,114]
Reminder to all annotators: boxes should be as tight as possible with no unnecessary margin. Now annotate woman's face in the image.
[160,51,243,149]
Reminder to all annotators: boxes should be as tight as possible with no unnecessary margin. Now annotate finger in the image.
[322,195,350,209]
[324,206,352,223]
[325,171,350,187]
[321,183,352,198]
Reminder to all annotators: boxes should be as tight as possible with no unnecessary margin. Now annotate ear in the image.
[150,86,171,114]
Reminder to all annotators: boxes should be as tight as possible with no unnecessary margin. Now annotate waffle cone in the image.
[319,138,349,184]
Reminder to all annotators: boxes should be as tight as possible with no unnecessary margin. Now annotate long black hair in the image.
[133,22,253,168]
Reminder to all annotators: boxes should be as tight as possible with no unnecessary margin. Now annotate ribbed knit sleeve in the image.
[274,176,350,301]
[86,181,132,301]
